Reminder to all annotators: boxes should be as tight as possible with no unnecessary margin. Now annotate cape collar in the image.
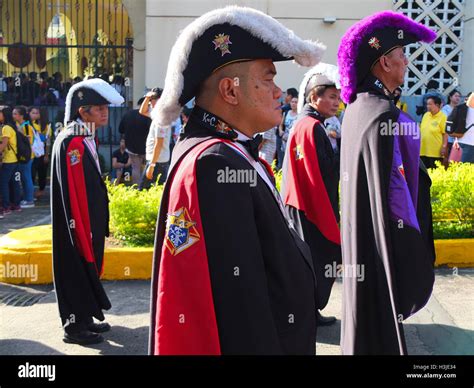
[357,74,395,101]
[185,105,264,160]
[184,105,239,140]
[302,104,326,124]
[65,119,95,138]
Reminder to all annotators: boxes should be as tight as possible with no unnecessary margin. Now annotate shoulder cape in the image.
[282,115,340,245]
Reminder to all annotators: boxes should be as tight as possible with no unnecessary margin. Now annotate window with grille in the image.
[393,0,465,96]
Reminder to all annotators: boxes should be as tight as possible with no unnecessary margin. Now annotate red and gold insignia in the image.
[165,207,201,255]
[216,119,232,134]
[368,36,381,50]
[212,33,232,56]
[68,149,81,166]
[294,144,304,161]
[398,164,406,180]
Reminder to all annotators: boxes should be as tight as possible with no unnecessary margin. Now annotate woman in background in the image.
[29,106,52,199]
[13,106,35,208]
[0,106,21,216]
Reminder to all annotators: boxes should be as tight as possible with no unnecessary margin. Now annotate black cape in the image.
[282,105,341,310]
[149,107,318,355]
[339,76,435,355]
[51,122,111,327]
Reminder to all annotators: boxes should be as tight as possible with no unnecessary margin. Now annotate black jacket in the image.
[149,109,317,355]
[339,76,434,355]
[51,122,111,326]
[284,105,341,310]
[118,109,151,154]
[446,103,471,135]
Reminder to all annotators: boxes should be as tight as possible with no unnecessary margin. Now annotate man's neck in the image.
[308,104,326,119]
[371,71,399,94]
[197,103,256,138]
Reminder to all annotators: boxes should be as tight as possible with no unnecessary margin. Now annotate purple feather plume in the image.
[337,11,436,104]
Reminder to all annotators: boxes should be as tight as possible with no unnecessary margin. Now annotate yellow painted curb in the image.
[434,239,474,268]
[0,225,472,284]
[0,225,153,285]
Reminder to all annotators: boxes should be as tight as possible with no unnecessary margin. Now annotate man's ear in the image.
[218,77,239,106]
[378,55,392,73]
[309,91,318,105]
[78,106,87,117]
[467,93,474,109]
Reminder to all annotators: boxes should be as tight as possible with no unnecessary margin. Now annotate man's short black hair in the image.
[286,88,298,98]
[427,95,442,106]
[151,87,163,99]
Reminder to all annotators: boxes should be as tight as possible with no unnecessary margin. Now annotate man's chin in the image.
[270,118,281,129]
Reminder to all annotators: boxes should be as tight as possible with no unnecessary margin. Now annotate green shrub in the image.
[274,161,473,239]
[273,163,282,192]
[429,161,473,225]
[107,180,163,247]
[433,221,473,240]
[107,161,473,246]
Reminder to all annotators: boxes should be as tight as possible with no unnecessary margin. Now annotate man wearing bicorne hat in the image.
[337,11,437,355]
[51,78,124,345]
[281,63,342,328]
[149,5,326,355]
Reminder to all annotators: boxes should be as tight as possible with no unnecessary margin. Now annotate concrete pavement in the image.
[1,268,473,355]
[0,190,51,238]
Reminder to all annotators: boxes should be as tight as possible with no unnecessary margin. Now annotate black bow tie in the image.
[237,134,263,161]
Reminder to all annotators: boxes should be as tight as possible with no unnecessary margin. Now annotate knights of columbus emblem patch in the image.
[398,164,406,180]
[294,144,304,161]
[165,207,201,255]
[68,149,81,166]
[212,33,232,56]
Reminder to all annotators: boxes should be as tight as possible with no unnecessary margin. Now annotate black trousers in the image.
[421,156,442,169]
[31,156,48,190]
[138,161,169,190]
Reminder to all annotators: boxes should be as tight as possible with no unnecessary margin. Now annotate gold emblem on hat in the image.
[368,37,381,50]
[213,33,232,56]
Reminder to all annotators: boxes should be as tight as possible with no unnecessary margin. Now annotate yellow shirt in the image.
[420,110,447,158]
[1,125,18,163]
[396,100,408,112]
[32,121,52,149]
[32,121,52,138]
[337,101,346,117]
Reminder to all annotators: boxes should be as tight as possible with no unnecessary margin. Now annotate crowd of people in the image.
[0,105,52,218]
[0,71,128,108]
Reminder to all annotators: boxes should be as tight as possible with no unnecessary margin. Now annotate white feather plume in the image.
[153,5,326,127]
[64,78,125,124]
